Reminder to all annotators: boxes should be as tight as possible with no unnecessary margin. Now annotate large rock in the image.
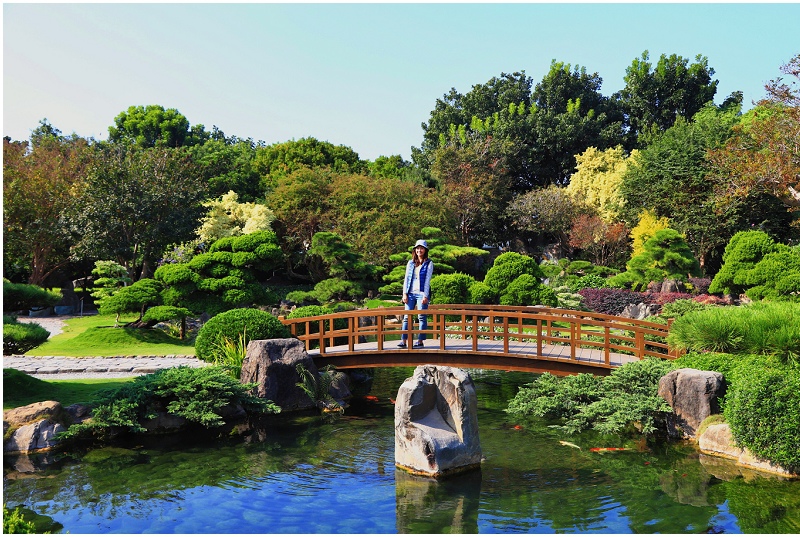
[240,338,318,412]
[620,302,659,320]
[4,401,69,454]
[699,423,797,478]
[658,368,725,437]
[395,365,482,477]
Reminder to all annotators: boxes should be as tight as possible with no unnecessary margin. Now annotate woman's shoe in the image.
[397,341,407,348]
[413,341,424,348]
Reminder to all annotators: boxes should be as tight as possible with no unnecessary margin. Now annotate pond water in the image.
[4,367,800,534]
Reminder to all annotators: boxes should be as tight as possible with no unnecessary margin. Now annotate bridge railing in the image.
[281,305,676,363]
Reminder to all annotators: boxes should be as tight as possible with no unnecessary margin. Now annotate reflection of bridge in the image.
[281,305,676,376]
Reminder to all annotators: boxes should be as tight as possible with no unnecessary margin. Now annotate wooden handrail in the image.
[281,305,676,367]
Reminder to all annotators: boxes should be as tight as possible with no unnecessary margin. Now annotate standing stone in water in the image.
[394,365,482,477]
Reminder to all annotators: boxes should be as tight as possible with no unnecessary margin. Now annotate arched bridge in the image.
[281,305,677,376]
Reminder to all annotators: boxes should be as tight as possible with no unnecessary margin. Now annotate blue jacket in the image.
[403,258,433,299]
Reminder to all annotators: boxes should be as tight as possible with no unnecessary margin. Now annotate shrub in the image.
[708,230,778,296]
[614,228,701,291]
[195,308,289,362]
[61,366,280,439]
[507,358,675,436]
[653,292,693,305]
[687,277,711,295]
[3,505,37,534]
[726,363,800,470]
[659,298,711,319]
[577,288,655,315]
[430,273,476,304]
[3,317,50,355]
[497,274,554,306]
[569,274,611,292]
[484,252,544,294]
[742,247,800,302]
[668,302,800,364]
[2,280,62,312]
[467,281,495,305]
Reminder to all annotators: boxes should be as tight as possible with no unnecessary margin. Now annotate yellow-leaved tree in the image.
[565,146,637,223]
[196,190,275,244]
[629,209,670,259]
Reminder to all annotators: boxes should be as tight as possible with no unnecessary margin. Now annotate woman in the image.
[398,239,434,348]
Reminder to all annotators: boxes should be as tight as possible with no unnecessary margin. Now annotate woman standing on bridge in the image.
[399,239,434,348]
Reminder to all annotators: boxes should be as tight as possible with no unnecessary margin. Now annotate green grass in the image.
[25,314,195,357]
[3,368,134,410]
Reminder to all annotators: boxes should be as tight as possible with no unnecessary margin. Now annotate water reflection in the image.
[395,469,482,533]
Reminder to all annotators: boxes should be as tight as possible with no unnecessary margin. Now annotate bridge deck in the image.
[307,337,640,374]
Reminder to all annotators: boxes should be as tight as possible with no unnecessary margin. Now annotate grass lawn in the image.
[26,314,196,357]
[3,368,133,410]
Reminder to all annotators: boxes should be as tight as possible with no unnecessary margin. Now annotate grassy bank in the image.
[3,369,134,410]
[25,314,195,357]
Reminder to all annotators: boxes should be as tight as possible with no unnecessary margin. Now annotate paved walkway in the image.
[3,355,206,379]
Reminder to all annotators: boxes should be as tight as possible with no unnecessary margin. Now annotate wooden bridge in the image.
[281,305,676,376]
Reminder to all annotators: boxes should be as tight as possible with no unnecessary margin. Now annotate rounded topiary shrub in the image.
[430,273,476,305]
[195,308,290,362]
[3,316,50,355]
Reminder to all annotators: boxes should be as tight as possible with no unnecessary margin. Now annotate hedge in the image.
[195,308,290,362]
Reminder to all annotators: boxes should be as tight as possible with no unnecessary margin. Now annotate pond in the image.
[4,367,800,533]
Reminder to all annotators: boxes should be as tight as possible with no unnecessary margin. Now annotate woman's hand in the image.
[421,296,429,306]
[402,293,408,304]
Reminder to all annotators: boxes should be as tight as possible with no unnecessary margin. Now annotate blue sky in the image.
[3,2,799,161]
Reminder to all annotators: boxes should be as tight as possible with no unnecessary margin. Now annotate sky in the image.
[3,2,800,161]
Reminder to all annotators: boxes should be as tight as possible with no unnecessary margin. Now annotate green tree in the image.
[305,232,382,282]
[108,105,205,148]
[255,137,366,192]
[506,184,588,255]
[741,245,800,301]
[483,252,545,296]
[189,132,263,202]
[154,231,283,316]
[612,228,702,289]
[98,278,162,326]
[68,144,207,280]
[708,230,779,296]
[2,126,91,285]
[619,102,743,269]
[617,51,719,142]
[89,260,132,304]
[565,146,634,222]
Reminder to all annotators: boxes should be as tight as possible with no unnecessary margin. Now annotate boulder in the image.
[620,302,660,320]
[658,368,725,437]
[240,338,318,412]
[395,365,482,477]
[661,279,687,293]
[4,420,66,454]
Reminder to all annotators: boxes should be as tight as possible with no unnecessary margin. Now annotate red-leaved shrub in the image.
[577,288,657,315]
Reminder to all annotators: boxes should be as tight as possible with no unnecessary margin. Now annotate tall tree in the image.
[189,131,264,202]
[565,146,634,223]
[708,54,800,219]
[618,51,719,143]
[108,105,206,149]
[3,122,91,285]
[68,144,207,280]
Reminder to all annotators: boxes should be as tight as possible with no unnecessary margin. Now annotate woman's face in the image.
[415,246,427,255]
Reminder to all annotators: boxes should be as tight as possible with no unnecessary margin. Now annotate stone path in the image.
[3,355,206,379]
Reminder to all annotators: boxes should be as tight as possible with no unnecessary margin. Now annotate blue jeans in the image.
[401,293,428,342]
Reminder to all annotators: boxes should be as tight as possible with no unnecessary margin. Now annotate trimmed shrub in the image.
[2,280,62,313]
[708,230,778,296]
[195,308,289,362]
[726,362,800,470]
[467,281,495,305]
[742,247,800,301]
[569,274,611,292]
[659,298,711,319]
[484,252,544,294]
[687,277,711,295]
[430,273,476,305]
[499,276,558,307]
[3,316,50,355]
[577,288,655,316]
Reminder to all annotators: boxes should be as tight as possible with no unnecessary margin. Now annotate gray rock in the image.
[620,302,660,320]
[141,411,187,432]
[240,338,318,412]
[4,419,66,453]
[698,422,797,477]
[661,279,687,293]
[395,365,482,477]
[658,368,725,437]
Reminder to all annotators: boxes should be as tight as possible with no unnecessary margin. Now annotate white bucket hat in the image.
[414,239,429,250]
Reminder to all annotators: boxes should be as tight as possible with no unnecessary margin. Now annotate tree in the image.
[742,246,800,301]
[195,190,274,245]
[68,144,207,280]
[108,105,204,148]
[430,135,513,246]
[618,51,719,142]
[506,185,588,255]
[154,231,283,316]
[629,209,670,260]
[568,215,630,269]
[255,137,366,192]
[708,230,780,296]
[98,278,162,327]
[611,228,702,289]
[305,232,382,282]
[3,125,91,285]
[565,146,634,222]
[189,133,263,202]
[89,260,132,305]
[619,103,743,269]
[708,54,800,217]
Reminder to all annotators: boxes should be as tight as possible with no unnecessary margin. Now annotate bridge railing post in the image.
[377,315,384,351]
